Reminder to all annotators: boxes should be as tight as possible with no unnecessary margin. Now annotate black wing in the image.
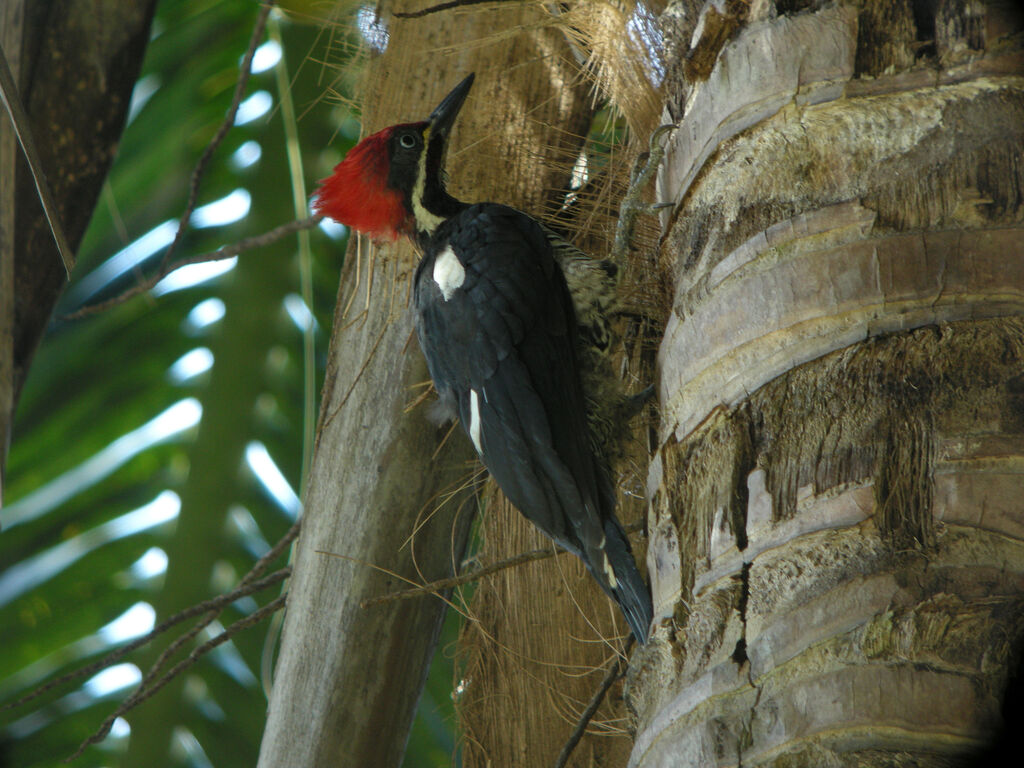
[413,203,605,556]
[413,203,652,643]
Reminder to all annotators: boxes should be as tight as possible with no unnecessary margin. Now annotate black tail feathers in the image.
[597,518,653,645]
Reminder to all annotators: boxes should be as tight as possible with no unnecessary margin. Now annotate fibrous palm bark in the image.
[631,1,1024,766]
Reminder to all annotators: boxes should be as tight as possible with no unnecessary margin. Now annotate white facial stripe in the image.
[411,126,445,234]
[433,245,465,301]
[469,389,483,455]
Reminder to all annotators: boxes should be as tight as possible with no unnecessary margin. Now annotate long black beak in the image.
[428,73,474,138]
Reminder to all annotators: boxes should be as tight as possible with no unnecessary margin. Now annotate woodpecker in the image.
[314,74,653,644]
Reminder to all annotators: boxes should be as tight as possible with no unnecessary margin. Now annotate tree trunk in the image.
[256,4,593,766]
[631,2,1024,766]
[0,0,156,497]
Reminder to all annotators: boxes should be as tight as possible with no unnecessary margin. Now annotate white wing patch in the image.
[469,389,483,454]
[603,555,618,587]
[600,536,618,587]
[432,245,465,301]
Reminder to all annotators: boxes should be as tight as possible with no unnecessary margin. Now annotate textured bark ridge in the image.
[633,0,1024,765]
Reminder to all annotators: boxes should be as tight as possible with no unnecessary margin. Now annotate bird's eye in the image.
[399,133,417,149]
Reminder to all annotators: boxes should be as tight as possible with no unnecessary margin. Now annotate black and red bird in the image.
[314,74,652,644]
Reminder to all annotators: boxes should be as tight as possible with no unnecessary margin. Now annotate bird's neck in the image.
[408,184,467,246]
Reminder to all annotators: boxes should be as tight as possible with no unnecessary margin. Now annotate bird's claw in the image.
[622,384,655,419]
[650,123,677,148]
[611,124,677,262]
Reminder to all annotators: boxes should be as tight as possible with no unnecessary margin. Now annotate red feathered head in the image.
[313,123,423,241]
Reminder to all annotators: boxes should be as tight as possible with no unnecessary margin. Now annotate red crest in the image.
[313,126,411,241]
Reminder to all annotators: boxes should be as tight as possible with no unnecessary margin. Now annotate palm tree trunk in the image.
[631,1,1024,765]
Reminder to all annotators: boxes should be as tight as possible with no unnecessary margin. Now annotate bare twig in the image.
[4,521,298,713]
[125,518,301,705]
[553,641,631,768]
[361,544,565,608]
[68,3,300,321]
[66,217,321,319]
[67,594,288,761]
[59,519,300,757]
[67,520,300,756]
[1,567,290,713]
[241,518,302,587]
[393,0,504,19]
[361,521,643,608]
[157,3,273,274]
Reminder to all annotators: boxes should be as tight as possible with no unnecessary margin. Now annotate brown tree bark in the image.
[0,0,157,496]
[631,2,1024,766]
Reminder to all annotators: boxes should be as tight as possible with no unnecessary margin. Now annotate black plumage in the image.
[414,203,652,643]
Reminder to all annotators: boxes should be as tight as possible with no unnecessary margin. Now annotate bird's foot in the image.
[621,384,655,420]
[424,389,457,427]
[611,123,676,263]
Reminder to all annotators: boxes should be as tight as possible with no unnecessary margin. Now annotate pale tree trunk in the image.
[631,1,1024,766]
[256,3,593,766]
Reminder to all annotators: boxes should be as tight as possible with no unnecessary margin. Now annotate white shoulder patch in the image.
[432,245,465,301]
[469,389,483,455]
